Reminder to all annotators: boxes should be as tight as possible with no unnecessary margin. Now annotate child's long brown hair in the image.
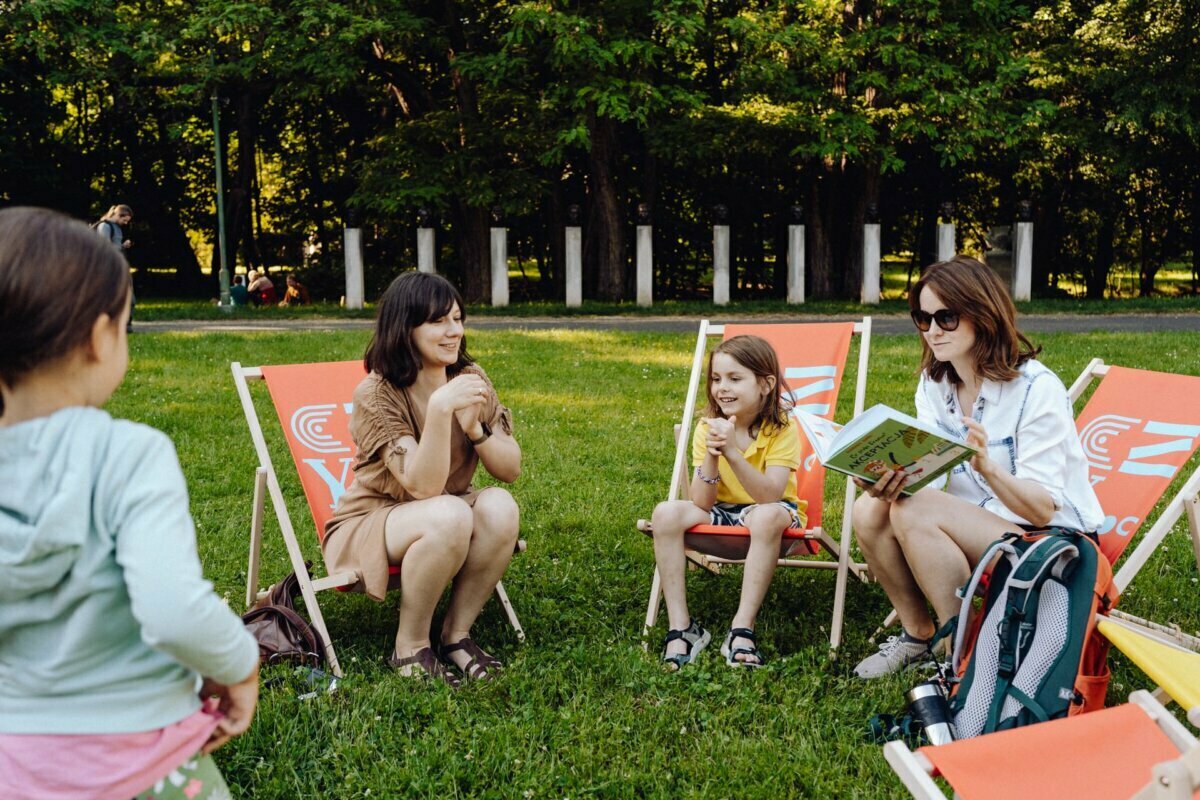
[702,335,792,432]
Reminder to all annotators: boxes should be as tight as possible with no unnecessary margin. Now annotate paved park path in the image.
[138,313,1199,336]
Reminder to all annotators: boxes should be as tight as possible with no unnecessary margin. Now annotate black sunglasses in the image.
[911,308,961,332]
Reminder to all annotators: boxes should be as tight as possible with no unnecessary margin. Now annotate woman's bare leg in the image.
[853,493,937,639]
[439,488,521,650]
[651,500,711,657]
[384,496,473,663]
[889,489,1018,624]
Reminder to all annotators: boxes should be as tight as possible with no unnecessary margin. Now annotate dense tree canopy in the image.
[1,0,1195,300]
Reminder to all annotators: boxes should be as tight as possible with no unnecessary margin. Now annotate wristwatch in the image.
[467,421,492,446]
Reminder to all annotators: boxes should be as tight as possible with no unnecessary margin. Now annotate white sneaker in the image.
[854,632,933,679]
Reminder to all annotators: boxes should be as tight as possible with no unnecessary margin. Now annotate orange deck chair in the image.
[1067,361,1200,604]
[873,361,1200,643]
[232,360,526,678]
[638,319,873,651]
[884,690,1200,800]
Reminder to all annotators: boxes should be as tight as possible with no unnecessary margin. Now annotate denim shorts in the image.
[710,500,803,529]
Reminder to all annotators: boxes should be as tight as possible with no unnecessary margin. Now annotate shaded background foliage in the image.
[1,0,1196,301]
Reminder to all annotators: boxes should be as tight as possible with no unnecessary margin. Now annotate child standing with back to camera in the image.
[0,208,260,800]
[650,335,805,670]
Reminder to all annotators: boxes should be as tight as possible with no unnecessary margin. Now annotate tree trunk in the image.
[452,202,490,303]
[806,159,868,299]
[1192,174,1200,294]
[1087,209,1115,300]
[585,111,625,301]
[1137,192,1156,297]
[149,112,203,288]
[210,92,252,294]
[236,91,261,272]
[443,3,489,301]
[806,174,833,299]
[545,179,565,298]
[1033,171,1066,295]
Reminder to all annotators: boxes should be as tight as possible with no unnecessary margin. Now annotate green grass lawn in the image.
[108,328,1200,798]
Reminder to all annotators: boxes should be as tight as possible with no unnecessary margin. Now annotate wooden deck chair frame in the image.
[638,319,874,652]
[885,690,1199,800]
[873,358,1200,648]
[232,361,526,679]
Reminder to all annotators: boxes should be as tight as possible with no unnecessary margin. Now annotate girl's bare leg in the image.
[651,499,711,657]
[728,504,790,663]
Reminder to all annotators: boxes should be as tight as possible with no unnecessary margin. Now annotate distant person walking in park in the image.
[323,271,521,686]
[94,204,133,252]
[851,256,1103,679]
[94,204,135,331]
[230,274,249,306]
[278,274,310,306]
[0,207,260,800]
[246,270,277,305]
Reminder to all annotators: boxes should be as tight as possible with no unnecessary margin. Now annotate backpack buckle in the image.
[1016,621,1034,654]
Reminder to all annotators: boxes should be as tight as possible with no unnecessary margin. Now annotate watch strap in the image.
[467,421,492,446]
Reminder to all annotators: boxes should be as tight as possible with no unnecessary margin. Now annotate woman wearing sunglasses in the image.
[851,255,1103,679]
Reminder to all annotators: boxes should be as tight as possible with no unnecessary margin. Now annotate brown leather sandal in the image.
[387,646,461,688]
[439,637,502,682]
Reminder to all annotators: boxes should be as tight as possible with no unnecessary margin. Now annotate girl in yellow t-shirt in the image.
[651,335,806,670]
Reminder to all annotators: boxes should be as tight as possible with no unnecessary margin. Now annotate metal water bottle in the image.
[907,679,957,745]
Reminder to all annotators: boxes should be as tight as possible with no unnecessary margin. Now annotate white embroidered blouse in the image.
[914,359,1104,532]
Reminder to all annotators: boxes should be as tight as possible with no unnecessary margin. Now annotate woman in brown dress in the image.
[323,272,521,686]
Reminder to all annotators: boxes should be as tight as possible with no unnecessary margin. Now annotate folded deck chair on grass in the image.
[885,690,1200,800]
[1099,615,1200,729]
[637,320,873,651]
[874,361,1200,645]
[232,360,526,678]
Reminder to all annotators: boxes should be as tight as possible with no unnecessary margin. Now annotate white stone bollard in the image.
[1012,221,1033,302]
[343,227,364,310]
[936,223,955,262]
[787,224,805,304]
[861,223,881,305]
[565,225,582,308]
[490,226,508,307]
[417,227,435,273]
[713,224,730,306]
[636,224,653,307]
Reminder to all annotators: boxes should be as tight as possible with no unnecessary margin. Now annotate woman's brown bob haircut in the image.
[0,207,131,415]
[910,255,1041,385]
[365,271,474,388]
[703,334,793,432]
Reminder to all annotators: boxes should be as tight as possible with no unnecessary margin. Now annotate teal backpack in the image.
[946,528,1119,738]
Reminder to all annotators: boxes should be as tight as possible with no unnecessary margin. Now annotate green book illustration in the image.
[793,404,977,495]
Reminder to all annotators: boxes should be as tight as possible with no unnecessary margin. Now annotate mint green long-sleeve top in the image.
[0,407,259,734]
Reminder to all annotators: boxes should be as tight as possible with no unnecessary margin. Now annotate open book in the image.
[794,404,977,496]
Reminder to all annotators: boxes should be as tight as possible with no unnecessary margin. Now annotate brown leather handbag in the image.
[241,568,326,667]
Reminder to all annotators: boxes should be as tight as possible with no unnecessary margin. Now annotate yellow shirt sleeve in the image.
[762,417,802,469]
[691,419,709,469]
